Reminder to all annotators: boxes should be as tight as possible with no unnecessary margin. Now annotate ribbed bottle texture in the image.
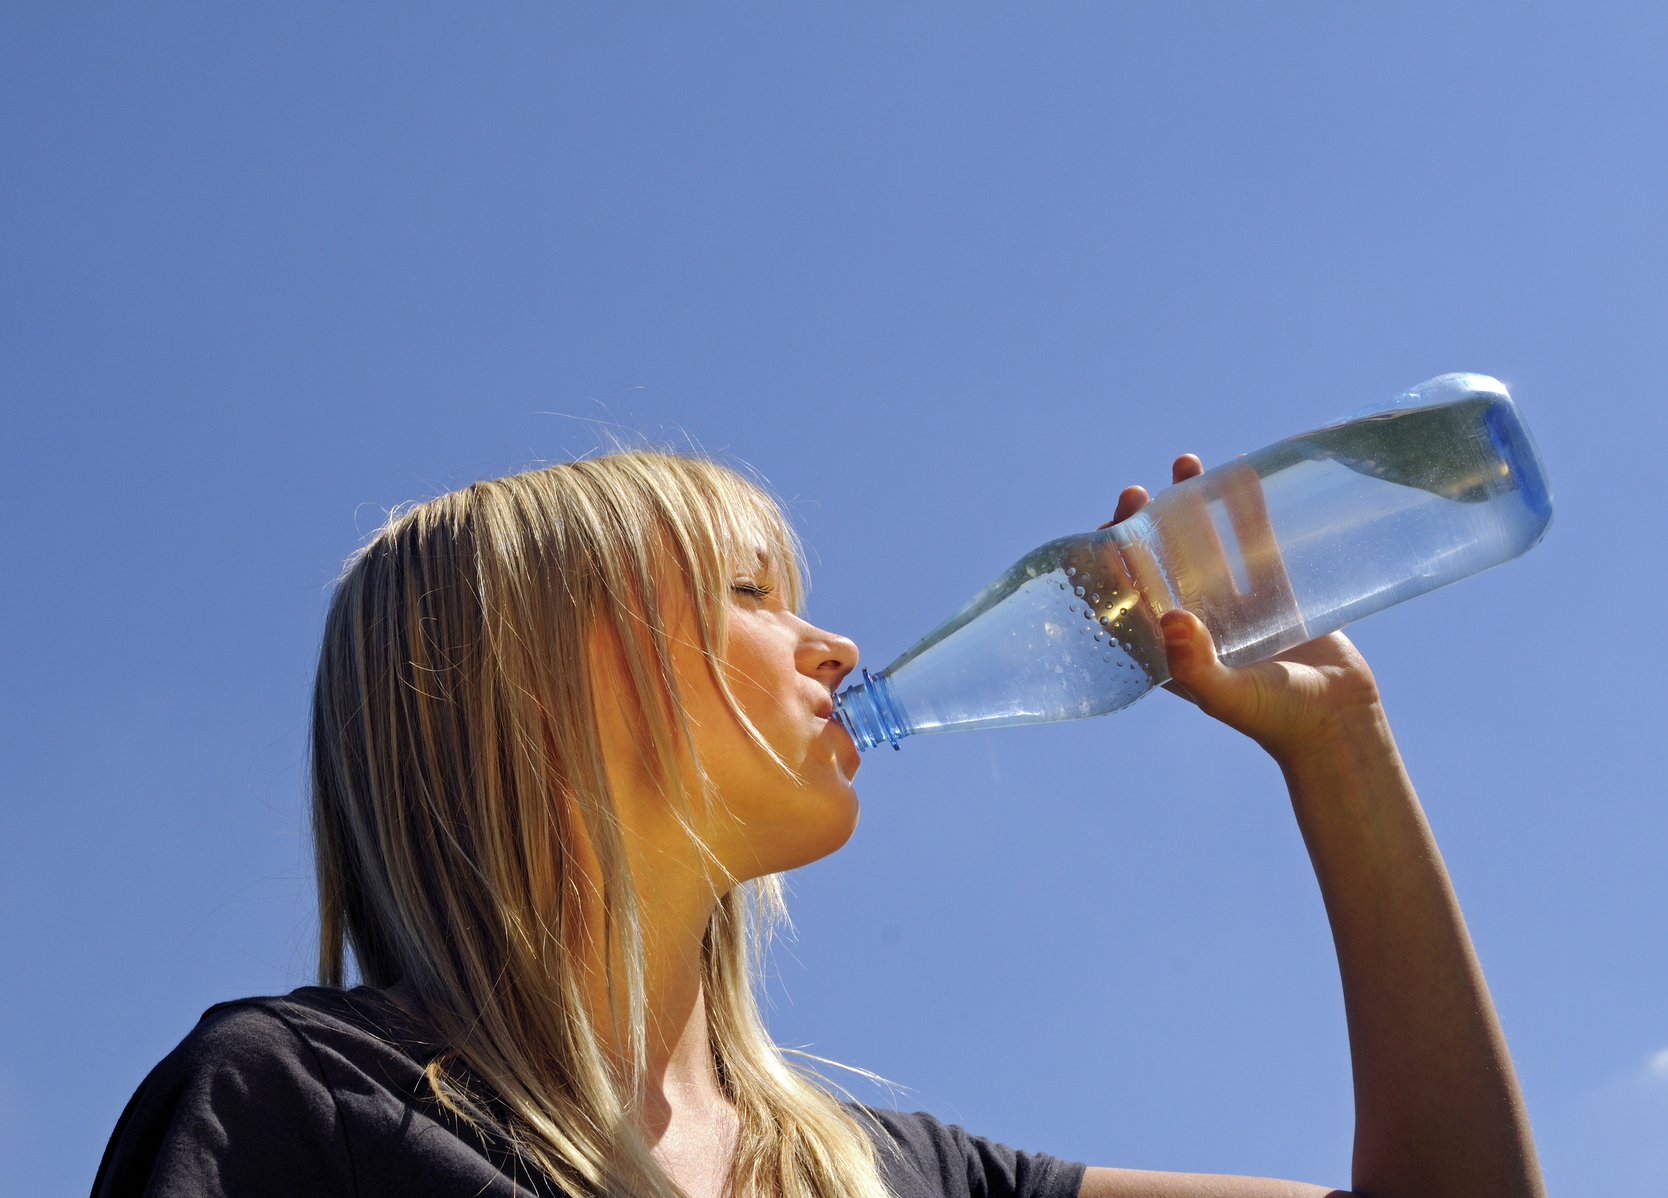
[835,373,1552,752]
[834,670,909,751]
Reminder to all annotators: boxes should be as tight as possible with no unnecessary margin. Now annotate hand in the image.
[1106,455,1384,765]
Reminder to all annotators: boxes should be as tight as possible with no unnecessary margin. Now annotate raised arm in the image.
[1079,458,1545,1198]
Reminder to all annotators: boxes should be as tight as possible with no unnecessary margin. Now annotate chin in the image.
[820,789,861,855]
[772,779,860,873]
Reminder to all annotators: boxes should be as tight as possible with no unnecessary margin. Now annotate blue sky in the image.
[3,4,1664,1193]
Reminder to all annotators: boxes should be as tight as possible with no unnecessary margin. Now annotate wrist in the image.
[1275,703,1422,851]
[1270,700,1399,782]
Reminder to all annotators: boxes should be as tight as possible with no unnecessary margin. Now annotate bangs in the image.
[708,481,806,614]
[595,452,806,621]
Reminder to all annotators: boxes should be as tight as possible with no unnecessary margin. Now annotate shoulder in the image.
[852,1106,1086,1198]
[94,987,550,1198]
[140,988,416,1110]
[92,988,403,1198]
[164,993,331,1074]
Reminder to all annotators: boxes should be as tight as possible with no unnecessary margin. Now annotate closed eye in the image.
[731,580,774,601]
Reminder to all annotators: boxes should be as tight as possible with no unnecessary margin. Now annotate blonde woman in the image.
[93,450,1545,1198]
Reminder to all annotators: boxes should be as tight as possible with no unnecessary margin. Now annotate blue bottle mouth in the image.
[833,669,908,751]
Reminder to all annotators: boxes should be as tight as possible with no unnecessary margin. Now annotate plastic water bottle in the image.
[835,373,1553,751]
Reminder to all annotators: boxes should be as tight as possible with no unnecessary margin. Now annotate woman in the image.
[93,450,1546,1198]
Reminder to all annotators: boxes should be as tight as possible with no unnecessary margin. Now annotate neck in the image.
[586,864,741,1198]
[630,889,727,1133]
[584,648,745,1189]
[577,828,735,1143]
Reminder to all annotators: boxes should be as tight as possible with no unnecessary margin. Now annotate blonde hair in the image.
[310,450,889,1198]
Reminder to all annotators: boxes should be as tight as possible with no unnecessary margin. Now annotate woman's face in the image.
[669,561,864,881]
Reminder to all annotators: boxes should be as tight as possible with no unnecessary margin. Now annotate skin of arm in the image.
[1078,457,1545,1198]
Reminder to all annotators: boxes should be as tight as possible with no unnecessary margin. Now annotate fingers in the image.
[1159,608,1250,724]
[1098,484,1150,530]
[1099,457,1202,530]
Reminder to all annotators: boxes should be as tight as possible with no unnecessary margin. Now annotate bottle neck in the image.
[833,668,908,752]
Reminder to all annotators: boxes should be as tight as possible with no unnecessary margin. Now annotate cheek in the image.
[721,627,799,736]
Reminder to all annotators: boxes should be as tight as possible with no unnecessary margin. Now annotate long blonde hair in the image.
[310,450,889,1198]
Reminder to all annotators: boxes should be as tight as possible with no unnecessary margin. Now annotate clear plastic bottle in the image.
[835,373,1553,751]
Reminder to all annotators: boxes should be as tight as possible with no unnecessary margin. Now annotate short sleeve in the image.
[857,1107,1086,1198]
[91,1004,356,1198]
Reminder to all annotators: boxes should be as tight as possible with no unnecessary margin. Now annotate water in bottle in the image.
[835,373,1553,751]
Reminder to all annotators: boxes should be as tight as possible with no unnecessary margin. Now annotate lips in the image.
[831,716,860,777]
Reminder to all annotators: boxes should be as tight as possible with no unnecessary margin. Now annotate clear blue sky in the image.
[3,4,1664,1193]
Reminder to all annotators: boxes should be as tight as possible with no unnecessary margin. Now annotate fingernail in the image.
[1161,616,1191,647]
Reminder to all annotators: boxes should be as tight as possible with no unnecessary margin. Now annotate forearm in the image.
[1279,708,1543,1198]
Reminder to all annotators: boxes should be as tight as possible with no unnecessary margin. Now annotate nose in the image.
[796,621,860,692]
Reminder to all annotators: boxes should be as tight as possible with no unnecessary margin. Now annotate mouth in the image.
[811,691,858,775]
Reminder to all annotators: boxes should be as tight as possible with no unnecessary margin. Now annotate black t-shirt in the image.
[92,987,1087,1198]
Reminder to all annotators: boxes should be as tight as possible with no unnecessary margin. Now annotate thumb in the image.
[1159,609,1250,722]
